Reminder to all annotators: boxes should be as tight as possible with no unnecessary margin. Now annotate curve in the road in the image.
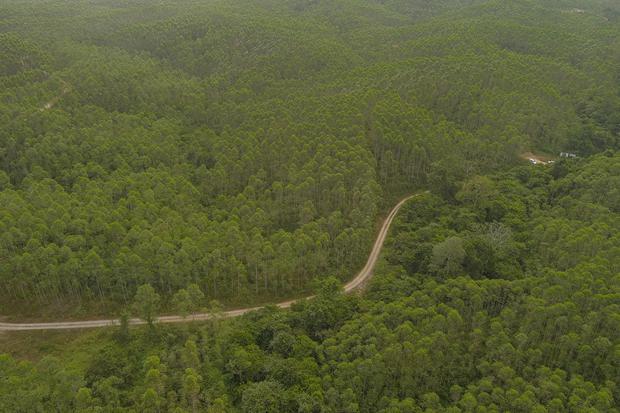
[0,194,421,331]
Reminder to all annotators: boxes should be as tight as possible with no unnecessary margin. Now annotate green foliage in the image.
[0,0,618,411]
[2,154,617,412]
[1,0,618,313]
[430,236,466,276]
[172,289,192,319]
[133,284,160,326]
[241,381,285,413]
[0,32,49,77]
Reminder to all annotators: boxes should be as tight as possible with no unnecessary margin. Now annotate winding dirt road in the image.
[0,194,420,331]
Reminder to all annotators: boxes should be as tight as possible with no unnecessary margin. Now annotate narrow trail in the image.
[0,193,422,331]
[40,80,71,111]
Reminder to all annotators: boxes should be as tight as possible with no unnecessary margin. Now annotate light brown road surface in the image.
[0,194,422,331]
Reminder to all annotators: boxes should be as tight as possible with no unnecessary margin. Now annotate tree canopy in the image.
[0,0,619,411]
[0,0,618,315]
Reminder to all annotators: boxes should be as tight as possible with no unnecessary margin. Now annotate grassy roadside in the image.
[0,328,108,364]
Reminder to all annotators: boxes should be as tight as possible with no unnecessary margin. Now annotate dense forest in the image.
[1,151,618,412]
[1,0,619,411]
[1,0,619,313]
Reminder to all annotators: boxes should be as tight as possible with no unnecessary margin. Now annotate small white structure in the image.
[560,152,578,158]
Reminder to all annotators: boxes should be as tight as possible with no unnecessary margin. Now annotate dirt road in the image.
[0,194,421,331]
